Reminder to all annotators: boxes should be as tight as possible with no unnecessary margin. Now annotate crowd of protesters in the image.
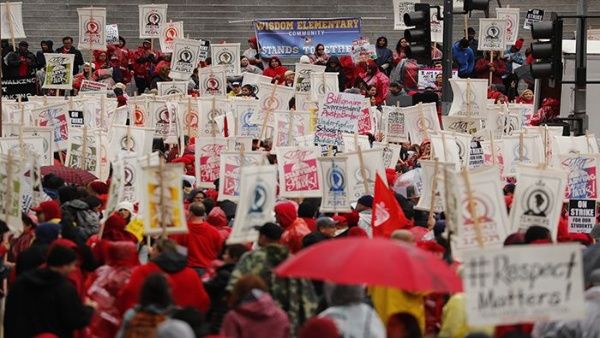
[0,28,591,338]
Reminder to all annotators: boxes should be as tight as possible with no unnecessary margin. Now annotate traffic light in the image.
[403,3,431,65]
[530,17,563,80]
[464,0,489,16]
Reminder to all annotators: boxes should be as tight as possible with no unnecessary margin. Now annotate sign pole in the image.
[461,167,485,248]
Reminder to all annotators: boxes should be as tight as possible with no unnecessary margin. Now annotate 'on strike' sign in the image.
[462,244,585,326]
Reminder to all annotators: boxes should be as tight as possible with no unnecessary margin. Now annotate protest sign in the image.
[415,160,454,212]
[442,116,484,135]
[314,92,364,146]
[65,128,99,175]
[1,76,37,100]
[404,102,440,145]
[271,111,311,149]
[33,104,70,151]
[105,24,119,45]
[194,137,228,189]
[43,54,75,90]
[509,166,567,238]
[148,100,171,138]
[211,43,241,76]
[393,0,419,30]
[241,73,272,97]
[560,154,600,200]
[0,154,23,232]
[430,134,461,168]
[139,4,168,38]
[553,134,599,156]
[358,106,377,135]
[77,7,106,51]
[508,103,534,127]
[0,136,47,167]
[276,147,322,198]
[198,97,230,136]
[449,78,488,117]
[501,134,544,176]
[340,134,370,153]
[351,37,376,63]
[108,125,154,161]
[293,63,325,92]
[318,156,352,213]
[198,39,210,61]
[226,137,253,152]
[254,18,361,58]
[68,110,85,129]
[198,66,227,96]
[568,200,597,233]
[468,139,485,169]
[382,106,409,143]
[523,9,544,30]
[170,38,203,81]
[295,92,319,113]
[1,2,26,39]
[418,68,457,89]
[218,151,266,202]
[478,18,507,51]
[79,80,108,93]
[233,100,261,138]
[310,72,339,101]
[256,82,294,112]
[372,142,402,170]
[229,165,277,244]
[462,244,584,326]
[159,21,183,54]
[347,148,386,201]
[451,166,509,256]
[496,8,520,45]
[157,81,188,96]
[141,162,187,235]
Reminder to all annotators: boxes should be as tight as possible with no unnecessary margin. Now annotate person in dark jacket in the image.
[4,41,37,79]
[204,244,249,333]
[16,222,60,276]
[5,245,95,338]
[55,36,84,76]
[36,40,54,69]
[375,36,393,75]
[325,55,347,91]
[452,38,475,78]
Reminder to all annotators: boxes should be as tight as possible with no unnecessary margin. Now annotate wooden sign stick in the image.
[488,51,494,86]
[519,131,524,162]
[489,130,497,166]
[461,167,485,248]
[80,126,88,170]
[355,133,370,195]
[428,158,440,227]
[159,157,167,239]
[5,2,17,52]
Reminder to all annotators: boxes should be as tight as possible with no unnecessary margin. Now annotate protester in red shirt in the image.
[107,36,131,84]
[275,201,311,254]
[474,51,507,85]
[263,57,288,84]
[184,203,224,277]
[132,39,161,94]
[362,59,390,106]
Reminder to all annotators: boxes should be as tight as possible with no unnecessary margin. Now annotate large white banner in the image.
[211,43,241,77]
[276,146,322,198]
[218,151,265,202]
[229,165,278,244]
[318,156,352,213]
[0,135,52,166]
[496,8,520,46]
[159,21,184,54]
[0,2,26,39]
[462,244,585,326]
[478,18,507,51]
[314,92,364,146]
[139,4,168,38]
[77,7,107,51]
[509,166,568,239]
[170,38,202,81]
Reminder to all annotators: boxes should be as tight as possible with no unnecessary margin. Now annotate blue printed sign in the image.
[254,18,361,58]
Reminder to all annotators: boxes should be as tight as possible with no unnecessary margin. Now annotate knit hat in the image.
[157,320,195,338]
[284,70,294,77]
[31,200,62,220]
[356,195,373,208]
[46,244,78,267]
[89,180,109,195]
[299,317,340,338]
[299,55,311,64]
[116,201,135,215]
[514,38,524,50]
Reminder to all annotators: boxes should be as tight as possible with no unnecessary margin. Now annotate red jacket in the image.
[474,58,507,85]
[263,57,288,85]
[281,219,311,254]
[185,220,224,269]
[207,207,232,242]
[118,251,210,315]
[220,292,290,338]
[132,46,161,80]
[362,62,391,106]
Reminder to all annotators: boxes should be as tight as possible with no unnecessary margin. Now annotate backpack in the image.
[122,311,167,338]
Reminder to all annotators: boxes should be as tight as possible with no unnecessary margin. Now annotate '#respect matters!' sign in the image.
[462,244,585,326]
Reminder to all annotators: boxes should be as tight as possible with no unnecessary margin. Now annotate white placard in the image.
[0,2,26,39]
[393,0,419,30]
[170,38,203,81]
[159,21,184,54]
[318,156,352,213]
[478,18,507,51]
[496,8,520,45]
[77,7,107,51]
[139,4,168,38]
[211,43,241,77]
[276,146,322,198]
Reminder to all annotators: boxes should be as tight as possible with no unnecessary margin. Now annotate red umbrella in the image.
[275,237,462,293]
[41,165,98,186]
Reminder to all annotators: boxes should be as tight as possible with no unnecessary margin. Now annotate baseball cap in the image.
[232,81,241,86]
[254,222,283,240]
[31,200,62,220]
[356,195,374,208]
[316,217,338,229]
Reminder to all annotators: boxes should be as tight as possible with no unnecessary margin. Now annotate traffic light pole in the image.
[441,0,454,115]
[573,0,588,133]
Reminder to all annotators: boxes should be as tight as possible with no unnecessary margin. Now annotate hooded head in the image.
[207,207,228,228]
[324,283,364,306]
[106,241,139,267]
[274,201,297,228]
[299,55,311,64]
[35,222,61,245]
[299,317,340,338]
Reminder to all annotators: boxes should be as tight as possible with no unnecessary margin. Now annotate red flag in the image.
[372,173,410,238]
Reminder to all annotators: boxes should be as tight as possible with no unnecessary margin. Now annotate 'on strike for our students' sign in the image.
[462,244,585,326]
[314,92,364,146]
